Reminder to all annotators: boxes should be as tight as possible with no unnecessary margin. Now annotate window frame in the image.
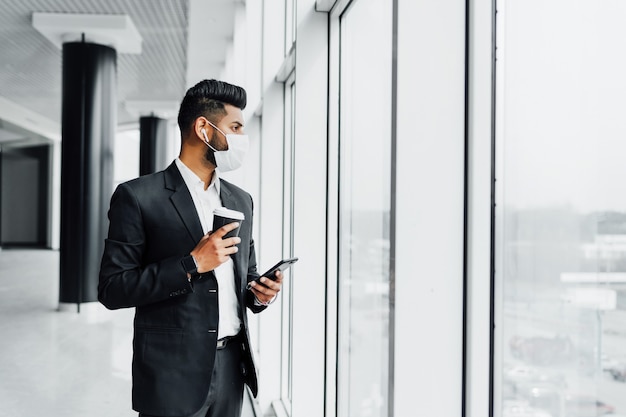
[464,0,497,416]
[279,72,297,408]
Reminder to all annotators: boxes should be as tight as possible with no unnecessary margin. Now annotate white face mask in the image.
[202,121,249,172]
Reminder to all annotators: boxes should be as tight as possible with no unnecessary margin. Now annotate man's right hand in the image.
[190,222,241,273]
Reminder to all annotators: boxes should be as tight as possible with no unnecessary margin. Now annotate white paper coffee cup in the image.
[212,207,245,239]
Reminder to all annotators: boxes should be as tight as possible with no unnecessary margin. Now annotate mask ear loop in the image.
[201,128,218,152]
[206,120,228,139]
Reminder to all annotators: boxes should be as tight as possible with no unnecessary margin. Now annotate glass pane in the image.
[496,1,626,416]
[338,0,392,416]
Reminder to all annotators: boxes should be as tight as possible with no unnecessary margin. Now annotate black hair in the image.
[177,79,247,136]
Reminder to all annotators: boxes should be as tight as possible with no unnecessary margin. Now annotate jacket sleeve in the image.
[243,196,267,314]
[245,239,267,314]
[98,183,193,310]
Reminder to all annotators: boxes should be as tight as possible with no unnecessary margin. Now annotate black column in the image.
[59,42,116,307]
[139,116,169,175]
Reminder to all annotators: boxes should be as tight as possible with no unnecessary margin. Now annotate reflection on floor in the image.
[0,249,255,417]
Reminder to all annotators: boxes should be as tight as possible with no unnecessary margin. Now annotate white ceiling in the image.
[0,0,237,147]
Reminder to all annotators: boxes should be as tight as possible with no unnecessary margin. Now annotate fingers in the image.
[259,270,283,285]
[271,270,283,284]
[191,228,241,273]
[221,236,241,248]
[250,278,280,300]
[215,243,239,257]
[250,287,270,303]
[195,234,240,254]
[250,272,282,293]
[207,232,240,250]
[213,222,240,239]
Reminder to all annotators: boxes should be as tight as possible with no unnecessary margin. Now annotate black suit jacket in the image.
[99,162,264,416]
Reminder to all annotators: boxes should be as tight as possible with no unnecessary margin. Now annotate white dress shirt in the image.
[175,159,241,339]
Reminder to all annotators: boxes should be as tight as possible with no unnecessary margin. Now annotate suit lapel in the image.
[164,164,244,294]
[220,183,243,293]
[164,163,204,244]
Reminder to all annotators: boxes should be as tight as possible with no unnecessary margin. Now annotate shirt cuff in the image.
[254,294,277,306]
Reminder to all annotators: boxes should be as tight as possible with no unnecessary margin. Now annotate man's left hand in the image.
[249,270,283,305]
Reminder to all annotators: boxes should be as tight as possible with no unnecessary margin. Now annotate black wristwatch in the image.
[181,255,199,281]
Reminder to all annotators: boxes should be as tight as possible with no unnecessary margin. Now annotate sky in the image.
[497,0,626,213]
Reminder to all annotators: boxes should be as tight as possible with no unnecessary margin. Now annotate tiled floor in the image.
[0,249,255,417]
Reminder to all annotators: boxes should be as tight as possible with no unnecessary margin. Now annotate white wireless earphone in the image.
[201,128,209,143]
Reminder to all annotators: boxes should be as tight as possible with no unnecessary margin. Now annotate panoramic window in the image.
[337,0,393,416]
[495,1,626,416]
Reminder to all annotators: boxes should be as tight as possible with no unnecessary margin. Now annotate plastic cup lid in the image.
[213,207,245,220]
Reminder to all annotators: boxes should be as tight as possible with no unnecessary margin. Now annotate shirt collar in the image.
[175,158,221,194]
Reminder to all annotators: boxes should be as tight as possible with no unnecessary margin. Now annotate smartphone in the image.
[246,257,299,290]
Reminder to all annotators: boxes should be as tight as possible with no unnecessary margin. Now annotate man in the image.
[99,79,281,417]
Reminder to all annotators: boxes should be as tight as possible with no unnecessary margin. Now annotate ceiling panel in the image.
[0,128,27,143]
[0,0,235,139]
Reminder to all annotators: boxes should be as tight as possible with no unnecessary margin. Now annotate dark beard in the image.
[203,130,219,167]
[203,146,217,166]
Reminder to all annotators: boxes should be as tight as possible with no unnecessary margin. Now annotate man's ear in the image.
[193,117,209,141]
